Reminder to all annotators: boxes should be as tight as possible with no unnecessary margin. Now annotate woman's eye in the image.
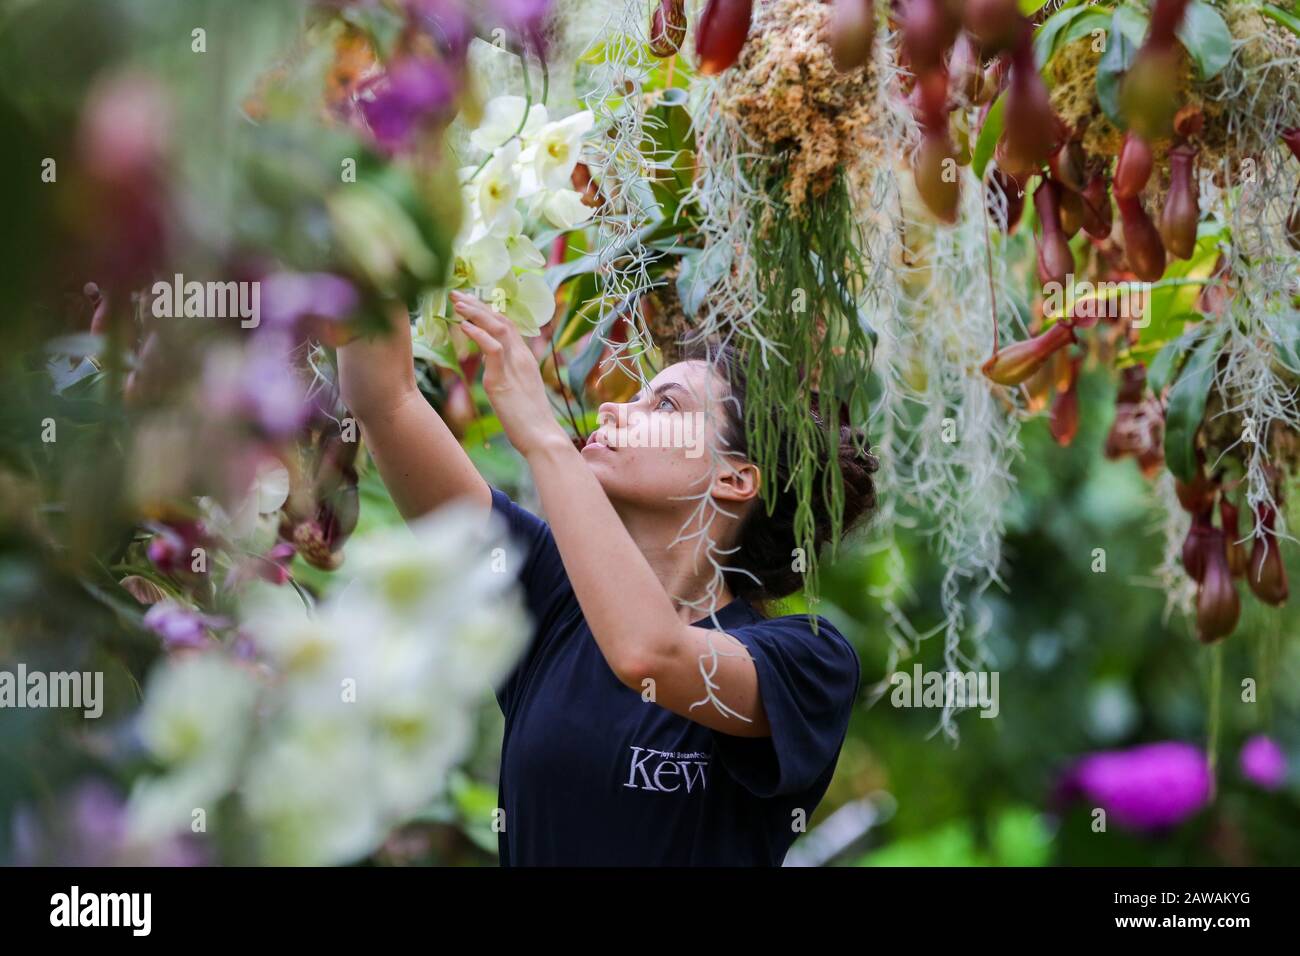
[657,397,676,411]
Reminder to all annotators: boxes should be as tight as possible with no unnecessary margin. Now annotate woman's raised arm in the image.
[337,302,490,521]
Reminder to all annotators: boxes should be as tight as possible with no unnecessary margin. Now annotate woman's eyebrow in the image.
[635,382,688,403]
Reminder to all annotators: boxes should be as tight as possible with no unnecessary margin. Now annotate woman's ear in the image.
[711,459,760,504]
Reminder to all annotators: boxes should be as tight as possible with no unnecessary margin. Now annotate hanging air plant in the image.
[688,0,897,593]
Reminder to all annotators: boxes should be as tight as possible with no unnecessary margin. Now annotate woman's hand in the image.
[450,290,569,458]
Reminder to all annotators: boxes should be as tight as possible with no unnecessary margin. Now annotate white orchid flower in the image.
[488,271,555,336]
[469,96,548,153]
[201,457,290,551]
[534,187,595,230]
[507,232,547,270]
[476,140,521,231]
[412,291,452,361]
[531,110,594,191]
[451,235,511,289]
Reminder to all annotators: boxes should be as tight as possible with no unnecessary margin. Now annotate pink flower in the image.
[1240,735,1287,791]
[143,601,227,650]
[1057,741,1212,832]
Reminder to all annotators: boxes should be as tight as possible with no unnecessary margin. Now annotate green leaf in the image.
[1034,5,1110,69]
[676,245,730,317]
[1163,326,1222,482]
[1176,0,1232,80]
[1019,0,1059,13]
[1113,4,1150,44]
[972,92,1006,180]
[1260,4,1300,38]
[1096,10,1142,126]
[566,295,637,394]
[1146,328,1197,395]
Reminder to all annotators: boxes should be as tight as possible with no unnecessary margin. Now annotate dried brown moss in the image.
[714,0,882,215]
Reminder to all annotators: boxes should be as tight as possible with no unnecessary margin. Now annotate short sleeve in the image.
[489,487,576,711]
[711,616,860,798]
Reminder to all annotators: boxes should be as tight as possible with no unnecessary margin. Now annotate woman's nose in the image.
[596,402,622,428]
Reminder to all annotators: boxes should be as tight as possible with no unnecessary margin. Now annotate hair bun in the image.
[837,426,879,528]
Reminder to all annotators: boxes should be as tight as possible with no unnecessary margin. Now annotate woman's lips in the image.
[583,430,614,451]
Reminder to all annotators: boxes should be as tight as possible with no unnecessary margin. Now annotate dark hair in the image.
[682,341,880,602]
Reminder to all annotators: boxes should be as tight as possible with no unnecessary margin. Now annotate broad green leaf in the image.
[1055,10,1113,63]
[1035,5,1110,69]
[1260,4,1300,38]
[1175,0,1232,80]
[972,93,1006,180]
[1138,224,1224,347]
[1096,10,1142,126]
[1019,0,1059,13]
[1113,4,1150,44]
[566,295,637,394]
[1146,326,1202,395]
[677,244,731,318]
[1163,326,1222,481]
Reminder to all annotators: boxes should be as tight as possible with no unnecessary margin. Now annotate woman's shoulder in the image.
[734,608,860,671]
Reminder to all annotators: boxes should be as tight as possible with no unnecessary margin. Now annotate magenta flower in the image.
[143,601,227,650]
[1240,735,1287,791]
[488,0,553,47]
[359,56,459,151]
[1057,741,1212,832]
[406,0,475,61]
[227,541,297,589]
[146,520,208,575]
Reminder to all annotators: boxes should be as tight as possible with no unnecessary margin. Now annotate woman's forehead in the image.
[651,359,719,396]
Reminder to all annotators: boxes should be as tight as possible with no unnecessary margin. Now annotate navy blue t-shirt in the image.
[490,487,861,866]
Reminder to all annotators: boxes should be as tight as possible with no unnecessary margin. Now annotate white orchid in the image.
[451,235,512,289]
[412,290,452,362]
[126,496,530,865]
[469,95,549,154]
[199,457,290,552]
[488,271,556,336]
[535,187,596,230]
[125,653,261,842]
[476,139,521,231]
[526,110,594,191]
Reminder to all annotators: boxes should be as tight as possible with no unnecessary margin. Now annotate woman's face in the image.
[582,360,757,513]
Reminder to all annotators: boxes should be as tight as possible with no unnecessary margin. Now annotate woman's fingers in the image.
[457,317,503,355]
[450,291,509,339]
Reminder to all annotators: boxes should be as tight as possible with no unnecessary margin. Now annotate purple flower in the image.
[143,601,226,650]
[488,0,553,38]
[1057,741,1212,832]
[13,779,208,866]
[202,333,311,440]
[405,0,475,62]
[261,271,359,333]
[360,57,459,151]
[1240,735,1287,791]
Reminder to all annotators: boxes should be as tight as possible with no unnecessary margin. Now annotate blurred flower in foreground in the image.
[201,333,312,440]
[125,499,529,864]
[143,601,228,651]
[1239,735,1287,791]
[261,271,359,343]
[360,56,459,152]
[13,780,207,867]
[1056,741,1212,832]
[74,72,172,287]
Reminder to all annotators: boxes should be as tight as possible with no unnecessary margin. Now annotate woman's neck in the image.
[614,503,737,623]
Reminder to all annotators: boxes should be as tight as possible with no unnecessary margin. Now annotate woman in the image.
[338,290,878,866]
